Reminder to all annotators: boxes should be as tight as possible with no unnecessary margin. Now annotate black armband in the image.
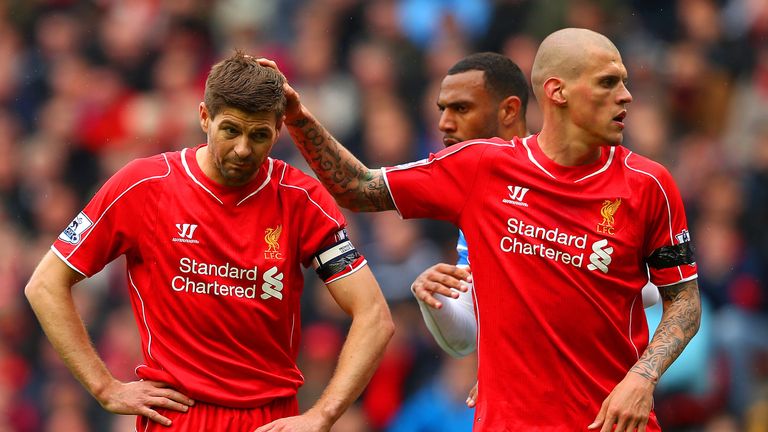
[313,239,362,281]
[646,242,695,269]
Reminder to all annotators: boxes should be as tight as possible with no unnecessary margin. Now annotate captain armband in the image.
[312,233,363,282]
[646,241,696,269]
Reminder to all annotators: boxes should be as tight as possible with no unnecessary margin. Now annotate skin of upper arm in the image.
[325,265,390,320]
[25,250,85,300]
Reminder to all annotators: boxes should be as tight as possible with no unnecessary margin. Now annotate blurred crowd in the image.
[1,0,767,431]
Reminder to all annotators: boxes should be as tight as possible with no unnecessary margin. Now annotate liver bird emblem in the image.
[600,198,622,226]
[265,225,282,252]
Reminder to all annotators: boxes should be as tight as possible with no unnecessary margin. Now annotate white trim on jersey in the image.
[236,158,274,206]
[522,136,618,182]
[181,148,224,205]
[278,164,342,228]
[522,136,556,179]
[575,147,616,183]
[656,274,698,287]
[50,245,87,277]
[628,295,641,359]
[380,169,403,218]
[382,139,518,218]
[63,154,172,261]
[128,269,156,362]
[623,152,686,281]
[323,258,368,285]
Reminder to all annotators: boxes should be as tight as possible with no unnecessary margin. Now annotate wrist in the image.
[309,398,345,427]
[285,105,310,127]
[629,367,659,386]
[91,376,119,404]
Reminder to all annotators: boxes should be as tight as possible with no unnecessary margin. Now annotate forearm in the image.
[630,279,701,383]
[25,260,115,400]
[308,301,393,424]
[417,287,477,357]
[286,106,394,211]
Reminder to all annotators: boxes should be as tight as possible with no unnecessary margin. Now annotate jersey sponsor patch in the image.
[59,212,93,244]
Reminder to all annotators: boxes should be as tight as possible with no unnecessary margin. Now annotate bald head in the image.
[531,28,619,101]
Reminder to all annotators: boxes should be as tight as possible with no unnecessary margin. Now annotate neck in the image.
[537,124,602,167]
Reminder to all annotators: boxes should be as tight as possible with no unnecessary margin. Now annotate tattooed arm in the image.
[631,280,701,382]
[285,107,395,212]
[253,57,394,212]
[589,279,701,432]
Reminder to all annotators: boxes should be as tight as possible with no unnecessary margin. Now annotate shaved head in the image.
[531,28,619,101]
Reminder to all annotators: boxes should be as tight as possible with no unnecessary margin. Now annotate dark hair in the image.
[204,51,286,120]
[447,52,529,117]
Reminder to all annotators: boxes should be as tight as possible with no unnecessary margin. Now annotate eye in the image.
[224,126,239,136]
[456,105,469,114]
[600,77,619,88]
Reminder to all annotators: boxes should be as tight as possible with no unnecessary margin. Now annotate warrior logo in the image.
[597,198,621,235]
[264,225,283,259]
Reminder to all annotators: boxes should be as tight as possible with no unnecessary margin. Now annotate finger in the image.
[637,416,648,432]
[418,289,443,309]
[434,263,471,281]
[466,385,478,407]
[140,407,172,427]
[588,402,607,430]
[613,414,629,432]
[148,397,191,413]
[155,388,195,407]
[599,413,616,432]
[429,282,460,298]
[256,58,278,69]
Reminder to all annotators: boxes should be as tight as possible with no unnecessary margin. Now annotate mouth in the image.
[442,136,461,147]
[612,111,627,128]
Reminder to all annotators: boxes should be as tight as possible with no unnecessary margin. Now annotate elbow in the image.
[380,308,395,344]
[24,276,48,310]
[373,301,395,346]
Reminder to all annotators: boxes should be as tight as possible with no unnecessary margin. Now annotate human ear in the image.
[543,77,567,106]
[499,96,522,127]
[199,102,210,133]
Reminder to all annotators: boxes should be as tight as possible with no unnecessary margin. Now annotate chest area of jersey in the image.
[469,169,644,276]
[146,187,295,301]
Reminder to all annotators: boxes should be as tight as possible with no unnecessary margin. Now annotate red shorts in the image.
[135,396,298,432]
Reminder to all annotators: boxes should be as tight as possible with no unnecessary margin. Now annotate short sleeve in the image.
[382,141,489,223]
[642,167,698,287]
[52,156,168,276]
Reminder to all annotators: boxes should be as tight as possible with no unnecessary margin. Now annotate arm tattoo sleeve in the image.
[630,279,701,383]
[286,114,395,212]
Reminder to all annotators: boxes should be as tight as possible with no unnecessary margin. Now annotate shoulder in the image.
[439,137,516,158]
[272,158,325,191]
[620,148,680,194]
[621,149,673,180]
[105,152,174,190]
[389,137,516,172]
[272,158,344,226]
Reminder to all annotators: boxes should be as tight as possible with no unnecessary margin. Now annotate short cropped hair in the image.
[204,51,286,120]
[447,52,529,117]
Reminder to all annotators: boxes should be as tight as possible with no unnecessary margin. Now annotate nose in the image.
[438,111,456,133]
[233,136,253,159]
[618,83,633,105]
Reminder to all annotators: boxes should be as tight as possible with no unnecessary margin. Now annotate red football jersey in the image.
[383,134,697,431]
[53,144,366,408]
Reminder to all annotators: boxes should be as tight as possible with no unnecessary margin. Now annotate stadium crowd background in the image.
[0,0,767,430]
